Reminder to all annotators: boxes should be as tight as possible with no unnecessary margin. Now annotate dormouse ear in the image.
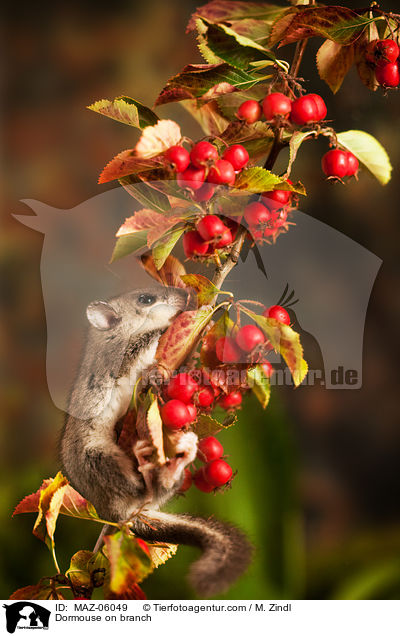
[86,301,121,330]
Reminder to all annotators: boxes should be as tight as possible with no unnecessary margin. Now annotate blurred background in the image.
[2,0,400,600]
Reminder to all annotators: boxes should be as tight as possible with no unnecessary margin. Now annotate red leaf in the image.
[115,209,180,248]
[156,307,216,371]
[98,150,163,184]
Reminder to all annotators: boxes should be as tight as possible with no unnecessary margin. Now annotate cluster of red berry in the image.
[237,92,327,126]
[243,182,294,242]
[321,149,359,179]
[166,140,249,199]
[180,436,233,493]
[183,214,239,259]
[366,38,400,88]
[215,305,289,369]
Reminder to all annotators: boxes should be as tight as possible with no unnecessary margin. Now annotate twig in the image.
[212,226,247,290]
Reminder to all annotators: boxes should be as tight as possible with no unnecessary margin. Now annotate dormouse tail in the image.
[131,510,253,597]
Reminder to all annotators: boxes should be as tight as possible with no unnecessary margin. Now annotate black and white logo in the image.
[3,602,50,633]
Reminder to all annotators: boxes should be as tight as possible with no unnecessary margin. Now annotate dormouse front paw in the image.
[174,430,198,465]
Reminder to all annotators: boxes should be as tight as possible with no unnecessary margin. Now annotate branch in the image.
[212,225,247,290]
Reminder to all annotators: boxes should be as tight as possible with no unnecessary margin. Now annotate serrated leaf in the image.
[10,582,63,600]
[240,307,308,386]
[140,253,187,288]
[110,230,148,264]
[156,307,216,371]
[155,63,259,106]
[32,472,68,545]
[104,529,153,594]
[152,225,186,270]
[66,550,94,589]
[221,120,274,161]
[181,274,225,306]
[135,120,182,158]
[337,130,392,185]
[187,1,287,32]
[14,474,101,523]
[194,413,223,437]
[247,364,271,408]
[317,40,355,93]
[180,99,229,136]
[286,130,317,176]
[87,96,158,129]
[270,6,382,47]
[234,167,283,193]
[147,542,178,568]
[119,175,171,212]
[198,20,276,70]
[99,150,163,184]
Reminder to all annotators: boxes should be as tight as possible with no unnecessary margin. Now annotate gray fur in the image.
[60,285,252,597]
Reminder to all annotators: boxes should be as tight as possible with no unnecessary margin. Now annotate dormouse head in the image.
[86,286,189,338]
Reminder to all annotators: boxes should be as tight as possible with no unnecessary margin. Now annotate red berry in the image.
[177,165,206,190]
[236,324,265,352]
[262,179,293,207]
[196,385,215,408]
[215,336,241,363]
[183,230,209,258]
[264,304,290,325]
[375,61,400,87]
[215,228,233,249]
[193,467,214,492]
[346,152,359,177]
[165,145,190,172]
[321,149,349,178]
[291,94,326,125]
[222,144,249,171]
[262,92,292,121]
[179,468,193,492]
[244,201,270,227]
[186,403,197,422]
[375,39,400,64]
[190,141,219,168]
[219,391,243,410]
[197,436,224,463]
[237,100,261,123]
[204,459,233,487]
[261,360,274,378]
[161,399,191,430]
[271,208,288,228]
[208,159,236,185]
[196,215,228,241]
[192,182,215,202]
[167,372,200,403]
[307,94,327,120]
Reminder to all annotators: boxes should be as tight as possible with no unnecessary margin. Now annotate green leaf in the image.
[104,529,153,594]
[234,167,283,193]
[240,307,308,386]
[317,39,355,93]
[247,364,271,409]
[269,6,383,47]
[155,63,259,106]
[333,559,400,600]
[181,273,227,306]
[187,1,288,32]
[220,120,275,161]
[198,20,276,70]
[152,225,186,270]
[286,130,317,176]
[66,550,94,589]
[87,96,159,129]
[119,175,171,212]
[337,130,392,185]
[194,413,223,437]
[110,230,148,263]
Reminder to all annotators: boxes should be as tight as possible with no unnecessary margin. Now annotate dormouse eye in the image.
[138,293,157,305]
